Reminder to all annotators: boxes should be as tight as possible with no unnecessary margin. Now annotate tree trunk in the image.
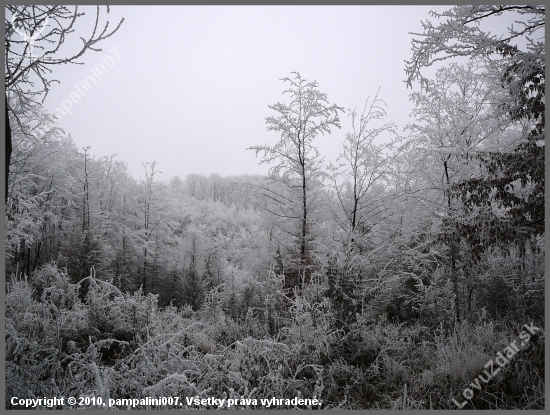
[26,246,31,277]
[143,244,148,293]
[301,171,307,290]
[5,95,12,203]
[444,159,460,322]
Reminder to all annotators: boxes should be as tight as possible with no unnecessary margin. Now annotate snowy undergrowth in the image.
[5,263,545,409]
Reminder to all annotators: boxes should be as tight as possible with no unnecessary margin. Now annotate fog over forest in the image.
[5,5,545,410]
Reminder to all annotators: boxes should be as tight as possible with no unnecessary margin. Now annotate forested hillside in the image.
[5,5,544,409]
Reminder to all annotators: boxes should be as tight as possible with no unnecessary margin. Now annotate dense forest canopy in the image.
[5,5,544,410]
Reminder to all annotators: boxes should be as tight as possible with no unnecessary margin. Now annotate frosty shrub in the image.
[6,264,88,407]
[416,276,456,330]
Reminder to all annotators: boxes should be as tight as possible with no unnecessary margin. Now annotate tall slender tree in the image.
[141,161,160,293]
[329,88,403,251]
[248,72,343,289]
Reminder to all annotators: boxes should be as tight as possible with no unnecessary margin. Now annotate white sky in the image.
[38,5,505,182]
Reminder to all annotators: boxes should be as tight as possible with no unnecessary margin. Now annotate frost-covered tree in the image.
[5,5,124,201]
[407,61,517,319]
[248,72,342,289]
[405,6,545,321]
[140,161,162,293]
[329,88,403,251]
[405,5,544,89]
[5,100,66,275]
[405,5,545,239]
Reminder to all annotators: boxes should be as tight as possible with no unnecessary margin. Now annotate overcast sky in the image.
[39,5,488,181]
